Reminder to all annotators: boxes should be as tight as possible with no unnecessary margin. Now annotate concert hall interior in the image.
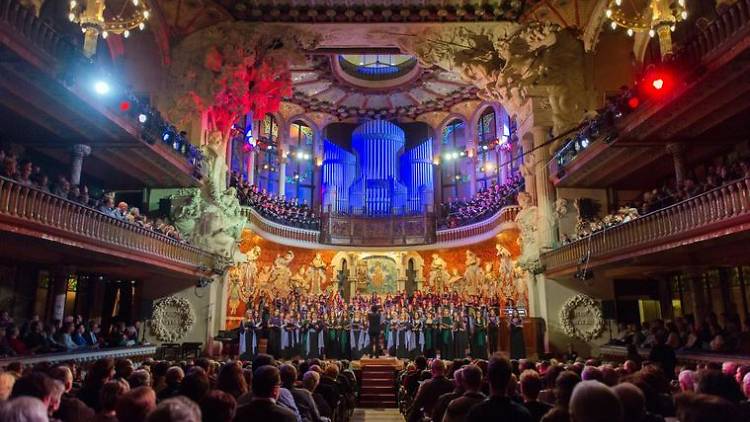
[2,0,750,421]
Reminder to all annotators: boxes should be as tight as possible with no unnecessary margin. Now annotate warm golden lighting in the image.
[69,0,151,57]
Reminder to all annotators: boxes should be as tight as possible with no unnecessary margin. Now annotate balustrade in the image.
[0,177,218,271]
[542,178,750,274]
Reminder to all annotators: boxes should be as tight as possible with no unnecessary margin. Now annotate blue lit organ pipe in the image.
[349,120,407,215]
[322,140,355,213]
[401,138,434,213]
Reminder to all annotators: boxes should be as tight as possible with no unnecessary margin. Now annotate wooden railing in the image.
[0,177,219,272]
[599,345,750,367]
[320,211,437,246]
[436,205,520,243]
[542,178,750,275]
[0,345,157,367]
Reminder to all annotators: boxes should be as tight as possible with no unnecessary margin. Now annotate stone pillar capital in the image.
[72,144,92,157]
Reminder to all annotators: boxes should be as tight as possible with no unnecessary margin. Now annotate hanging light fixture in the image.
[69,0,151,57]
[602,0,688,58]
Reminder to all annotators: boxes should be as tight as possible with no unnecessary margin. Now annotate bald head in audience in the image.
[569,381,623,422]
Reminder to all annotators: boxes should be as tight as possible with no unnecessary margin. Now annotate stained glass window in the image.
[286,120,315,205]
[441,119,471,201]
[476,108,500,190]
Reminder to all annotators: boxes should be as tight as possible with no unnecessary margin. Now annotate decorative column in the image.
[432,133,443,208]
[531,126,556,251]
[70,144,91,186]
[278,155,287,198]
[312,129,323,212]
[666,143,686,186]
[246,151,256,185]
[520,134,537,203]
[466,125,478,196]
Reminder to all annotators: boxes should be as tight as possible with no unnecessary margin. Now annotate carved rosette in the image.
[150,296,196,343]
[559,294,605,342]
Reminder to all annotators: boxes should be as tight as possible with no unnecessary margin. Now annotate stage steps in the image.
[359,360,398,408]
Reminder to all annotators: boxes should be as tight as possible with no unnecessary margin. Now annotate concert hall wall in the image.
[224,228,525,328]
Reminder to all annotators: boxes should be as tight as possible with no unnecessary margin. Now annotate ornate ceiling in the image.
[287,55,478,120]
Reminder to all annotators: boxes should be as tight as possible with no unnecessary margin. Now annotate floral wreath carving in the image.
[150,296,195,342]
[559,294,605,342]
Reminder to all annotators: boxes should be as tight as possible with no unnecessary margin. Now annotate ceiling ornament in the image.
[163,22,320,140]
[216,0,529,24]
[68,0,151,57]
[603,0,688,58]
[399,22,596,136]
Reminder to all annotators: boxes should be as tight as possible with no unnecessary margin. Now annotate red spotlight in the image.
[641,67,673,99]
[627,97,640,109]
[119,101,131,112]
[652,78,664,90]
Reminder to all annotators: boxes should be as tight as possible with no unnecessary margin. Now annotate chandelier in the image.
[68,0,151,57]
[604,0,688,58]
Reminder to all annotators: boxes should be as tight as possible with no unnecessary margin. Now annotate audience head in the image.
[324,363,339,379]
[252,365,281,400]
[165,366,185,387]
[520,369,543,401]
[679,370,696,392]
[0,396,49,422]
[10,372,57,409]
[147,396,201,422]
[302,371,320,392]
[415,356,427,371]
[216,362,247,399]
[47,366,73,394]
[430,359,447,378]
[675,392,740,422]
[199,390,236,422]
[279,364,297,389]
[115,386,156,422]
[487,354,513,397]
[128,369,152,388]
[569,381,623,422]
[612,382,646,421]
[0,372,16,401]
[180,367,210,403]
[696,369,744,404]
[100,379,130,414]
[461,365,483,393]
[555,370,582,407]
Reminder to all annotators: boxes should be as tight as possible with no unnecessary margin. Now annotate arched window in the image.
[440,118,471,202]
[285,120,315,205]
[476,107,499,190]
[256,113,279,194]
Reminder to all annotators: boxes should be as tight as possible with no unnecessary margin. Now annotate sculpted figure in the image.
[515,191,544,274]
[309,253,327,295]
[463,250,484,295]
[429,254,450,291]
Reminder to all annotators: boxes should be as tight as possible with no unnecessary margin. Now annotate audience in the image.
[235,180,319,230]
[439,174,524,229]
[0,148,185,241]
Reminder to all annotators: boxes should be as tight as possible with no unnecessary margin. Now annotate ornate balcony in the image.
[0,345,157,367]
[242,205,519,249]
[0,177,219,277]
[542,178,750,277]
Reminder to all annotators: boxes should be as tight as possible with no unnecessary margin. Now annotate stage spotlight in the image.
[93,80,111,95]
[138,113,148,123]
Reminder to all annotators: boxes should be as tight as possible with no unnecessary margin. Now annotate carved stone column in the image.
[70,144,91,186]
[532,125,557,250]
[278,157,287,198]
[246,151,256,185]
[521,134,536,201]
[666,143,686,186]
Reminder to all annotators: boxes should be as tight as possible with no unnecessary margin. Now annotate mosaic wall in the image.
[225,229,526,328]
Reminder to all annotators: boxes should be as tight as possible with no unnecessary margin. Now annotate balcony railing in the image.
[242,207,320,245]
[320,211,437,246]
[0,177,219,273]
[0,345,157,367]
[542,178,750,275]
[437,206,520,244]
[243,204,520,248]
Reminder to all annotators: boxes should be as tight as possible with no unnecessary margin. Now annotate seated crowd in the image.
[398,352,750,422]
[438,174,524,229]
[565,154,750,243]
[611,313,750,355]
[0,353,356,422]
[0,312,142,357]
[0,149,184,241]
[233,177,320,230]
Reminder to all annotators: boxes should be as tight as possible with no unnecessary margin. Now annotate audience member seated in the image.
[439,174,524,229]
[0,148,186,242]
[235,180,320,230]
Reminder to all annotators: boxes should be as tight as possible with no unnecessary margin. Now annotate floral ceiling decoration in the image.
[164,21,321,140]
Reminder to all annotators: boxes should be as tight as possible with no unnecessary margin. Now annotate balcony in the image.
[541,178,750,278]
[320,211,437,247]
[0,0,200,189]
[551,0,750,189]
[0,177,219,279]
[242,205,519,249]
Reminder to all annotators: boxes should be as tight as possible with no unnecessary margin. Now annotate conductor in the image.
[367,305,382,357]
